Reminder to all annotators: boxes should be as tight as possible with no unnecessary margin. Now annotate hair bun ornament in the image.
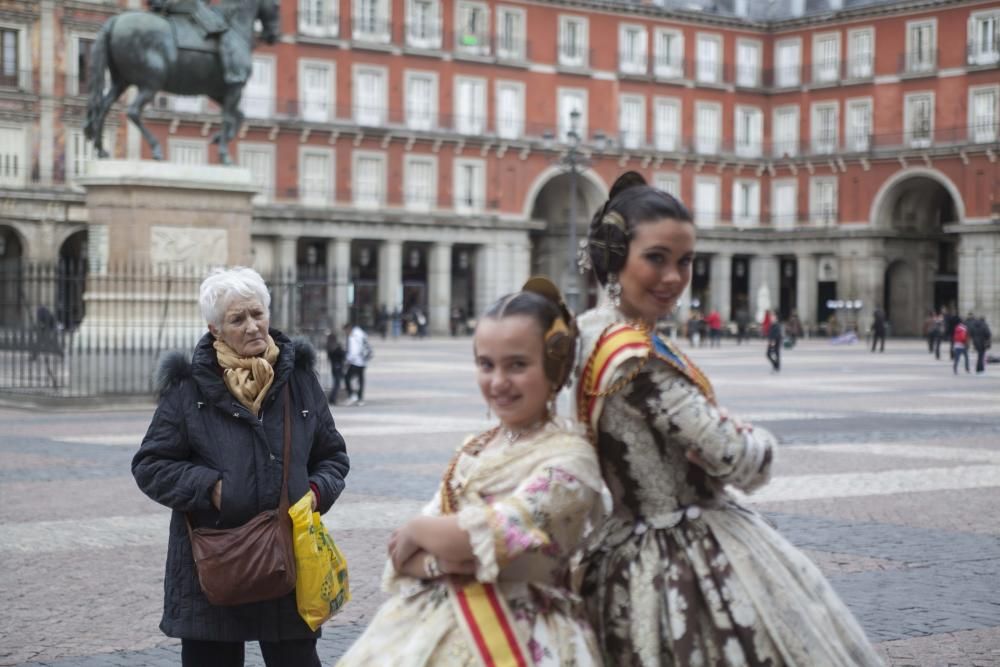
[587,208,630,280]
[522,276,579,390]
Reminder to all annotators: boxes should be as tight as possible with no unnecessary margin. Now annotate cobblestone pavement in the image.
[1,337,999,666]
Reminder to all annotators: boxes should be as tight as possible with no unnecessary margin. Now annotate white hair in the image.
[199,267,271,328]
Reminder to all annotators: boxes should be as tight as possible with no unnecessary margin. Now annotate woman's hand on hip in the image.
[211,479,222,510]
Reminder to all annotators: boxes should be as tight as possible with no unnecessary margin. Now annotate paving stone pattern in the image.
[2,338,999,666]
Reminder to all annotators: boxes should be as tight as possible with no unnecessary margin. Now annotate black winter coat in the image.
[132,330,350,642]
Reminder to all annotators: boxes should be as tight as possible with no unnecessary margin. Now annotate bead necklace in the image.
[501,418,548,445]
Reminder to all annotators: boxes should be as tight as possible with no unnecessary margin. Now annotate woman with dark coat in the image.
[132,267,350,667]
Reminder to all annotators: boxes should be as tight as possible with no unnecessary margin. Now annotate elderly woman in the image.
[133,267,350,667]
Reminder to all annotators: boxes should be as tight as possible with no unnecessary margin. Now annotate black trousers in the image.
[871,332,885,352]
[345,364,365,400]
[181,638,320,667]
[329,363,343,402]
[766,342,780,371]
[974,346,987,373]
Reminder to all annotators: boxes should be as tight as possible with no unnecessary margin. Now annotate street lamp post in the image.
[565,108,582,314]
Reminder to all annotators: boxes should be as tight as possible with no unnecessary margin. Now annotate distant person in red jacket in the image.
[952,319,970,374]
[706,309,723,347]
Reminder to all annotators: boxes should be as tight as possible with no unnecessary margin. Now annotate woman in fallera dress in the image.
[337,278,604,666]
[575,172,882,667]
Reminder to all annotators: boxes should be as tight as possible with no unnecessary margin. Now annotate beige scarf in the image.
[213,336,281,415]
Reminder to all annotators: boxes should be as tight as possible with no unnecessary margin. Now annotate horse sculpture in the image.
[84,0,280,165]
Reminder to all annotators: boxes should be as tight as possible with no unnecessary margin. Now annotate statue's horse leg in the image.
[91,81,126,158]
[214,84,245,165]
[128,87,164,160]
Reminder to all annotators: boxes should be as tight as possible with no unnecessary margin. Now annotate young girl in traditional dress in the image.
[337,278,604,666]
[576,172,883,666]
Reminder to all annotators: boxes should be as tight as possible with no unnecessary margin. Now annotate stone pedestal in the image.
[75,160,257,348]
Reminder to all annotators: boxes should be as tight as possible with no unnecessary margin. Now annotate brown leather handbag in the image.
[186,386,297,606]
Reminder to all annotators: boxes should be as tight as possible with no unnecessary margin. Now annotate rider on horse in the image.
[146,0,251,84]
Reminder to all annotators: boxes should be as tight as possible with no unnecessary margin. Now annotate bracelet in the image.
[424,555,442,579]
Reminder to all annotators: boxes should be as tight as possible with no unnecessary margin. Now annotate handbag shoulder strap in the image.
[279,383,292,513]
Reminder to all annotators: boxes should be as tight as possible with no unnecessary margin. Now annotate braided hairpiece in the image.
[522,277,579,391]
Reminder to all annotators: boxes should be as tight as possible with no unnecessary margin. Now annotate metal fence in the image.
[0,261,336,399]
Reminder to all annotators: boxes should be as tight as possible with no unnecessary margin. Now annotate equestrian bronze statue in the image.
[84,0,279,165]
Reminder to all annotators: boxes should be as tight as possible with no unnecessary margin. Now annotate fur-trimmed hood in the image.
[154,330,317,399]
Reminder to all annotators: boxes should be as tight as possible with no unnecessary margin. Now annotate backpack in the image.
[953,324,968,345]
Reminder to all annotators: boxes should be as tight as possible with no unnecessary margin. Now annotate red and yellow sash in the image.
[578,322,716,435]
[440,436,532,667]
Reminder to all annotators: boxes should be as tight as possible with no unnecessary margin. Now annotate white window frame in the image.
[735,38,762,87]
[774,38,801,88]
[0,22,32,92]
[969,84,999,143]
[811,101,839,154]
[353,64,387,126]
[242,55,276,119]
[771,179,798,230]
[845,97,872,152]
[352,150,386,208]
[67,32,98,96]
[734,105,763,158]
[968,10,1000,65]
[772,105,800,157]
[406,0,441,49]
[67,125,112,183]
[353,0,390,42]
[298,0,339,38]
[696,33,722,84]
[732,178,760,228]
[455,1,490,56]
[299,58,335,122]
[693,176,720,228]
[496,6,526,61]
[653,96,681,152]
[454,75,487,135]
[905,19,936,73]
[238,142,276,204]
[299,146,335,205]
[812,31,841,84]
[619,24,648,75]
[558,16,588,68]
[404,154,437,211]
[654,27,683,78]
[404,70,438,130]
[847,27,874,79]
[619,93,646,150]
[653,172,680,198]
[453,157,485,213]
[168,138,208,165]
[557,88,588,143]
[168,94,205,114]
[0,124,27,187]
[904,91,934,148]
[810,176,838,226]
[695,101,721,155]
[495,79,525,140]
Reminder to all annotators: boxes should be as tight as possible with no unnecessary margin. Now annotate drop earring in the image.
[607,273,622,308]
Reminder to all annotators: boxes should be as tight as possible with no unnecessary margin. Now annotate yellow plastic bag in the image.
[288,492,350,631]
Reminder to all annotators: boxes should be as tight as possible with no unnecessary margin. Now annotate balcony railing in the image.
[297,1,339,38]
[652,54,686,79]
[352,16,391,43]
[404,21,442,49]
[967,39,1000,66]
[557,45,590,69]
[899,49,938,75]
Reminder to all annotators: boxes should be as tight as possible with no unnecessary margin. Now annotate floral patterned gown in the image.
[336,422,605,666]
[576,305,883,667]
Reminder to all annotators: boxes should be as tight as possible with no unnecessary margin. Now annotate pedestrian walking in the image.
[968,313,992,374]
[325,328,345,403]
[337,278,603,666]
[343,321,371,405]
[787,309,804,345]
[944,307,960,359]
[735,305,750,344]
[767,310,783,372]
[929,310,945,360]
[953,317,970,374]
[575,171,881,666]
[132,267,350,667]
[871,307,886,352]
[706,308,722,347]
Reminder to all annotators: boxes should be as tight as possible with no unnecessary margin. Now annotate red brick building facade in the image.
[1,0,998,334]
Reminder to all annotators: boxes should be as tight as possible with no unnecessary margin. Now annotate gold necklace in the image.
[500,418,547,445]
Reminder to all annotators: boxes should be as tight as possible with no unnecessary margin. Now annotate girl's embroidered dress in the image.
[336,421,604,666]
[575,304,883,667]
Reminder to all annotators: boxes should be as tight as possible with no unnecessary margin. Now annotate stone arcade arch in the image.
[870,169,963,336]
[526,168,606,309]
[0,225,27,326]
